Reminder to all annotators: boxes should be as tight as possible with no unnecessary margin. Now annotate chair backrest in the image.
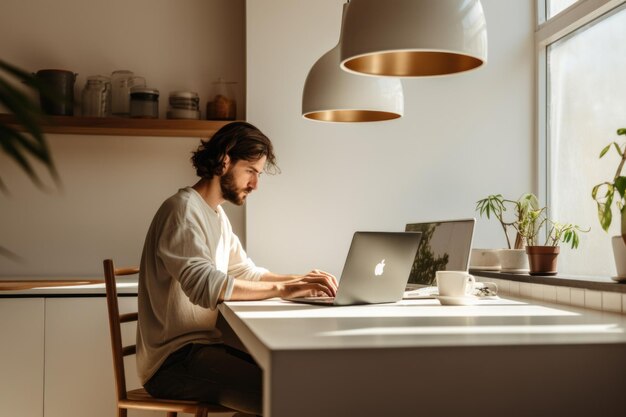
[103,259,140,402]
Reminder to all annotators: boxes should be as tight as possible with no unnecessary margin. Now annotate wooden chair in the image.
[103,259,235,417]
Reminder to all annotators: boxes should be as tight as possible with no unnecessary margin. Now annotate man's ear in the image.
[216,155,231,176]
[222,155,231,172]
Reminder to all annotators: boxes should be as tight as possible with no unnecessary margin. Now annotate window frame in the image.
[535,0,626,234]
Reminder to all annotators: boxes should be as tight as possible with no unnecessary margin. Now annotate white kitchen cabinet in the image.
[0,298,45,417]
[43,297,159,417]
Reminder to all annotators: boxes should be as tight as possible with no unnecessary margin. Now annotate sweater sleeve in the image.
[227,232,269,281]
[157,215,232,310]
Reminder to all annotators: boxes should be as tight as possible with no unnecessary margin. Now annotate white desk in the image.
[218,297,626,417]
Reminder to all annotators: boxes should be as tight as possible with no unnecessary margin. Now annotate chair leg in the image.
[118,407,127,417]
[193,408,207,417]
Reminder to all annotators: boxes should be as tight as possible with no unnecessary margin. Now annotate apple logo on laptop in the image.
[374,259,386,276]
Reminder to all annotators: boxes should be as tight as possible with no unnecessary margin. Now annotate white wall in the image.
[246,0,535,275]
[0,0,246,276]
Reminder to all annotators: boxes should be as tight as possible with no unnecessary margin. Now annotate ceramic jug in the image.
[35,69,77,116]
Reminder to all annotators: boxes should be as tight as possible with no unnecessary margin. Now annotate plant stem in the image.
[614,146,626,183]
[498,213,512,249]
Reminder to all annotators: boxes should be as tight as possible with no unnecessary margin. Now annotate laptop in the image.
[283,231,422,306]
[404,218,475,294]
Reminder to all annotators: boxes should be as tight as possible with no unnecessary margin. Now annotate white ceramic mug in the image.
[436,271,475,297]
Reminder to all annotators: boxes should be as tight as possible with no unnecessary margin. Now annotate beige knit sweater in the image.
[136,187,267,384]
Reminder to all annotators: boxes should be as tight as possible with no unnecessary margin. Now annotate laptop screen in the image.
[404,219,475,286]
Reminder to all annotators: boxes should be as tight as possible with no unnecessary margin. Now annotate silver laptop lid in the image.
[334,231,422,305]
[404,218,475,286]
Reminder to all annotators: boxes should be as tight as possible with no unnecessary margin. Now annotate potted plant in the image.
[518,206,588,275]
[0,59,60,260]
[0,59,59,191]
[591,128,626,278]
[475,193,539,273]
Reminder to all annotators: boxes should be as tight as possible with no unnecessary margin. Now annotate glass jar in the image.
[111,70,146,116]
[81,75,111,117]
[129,87,159,118]
[206,78,236,120]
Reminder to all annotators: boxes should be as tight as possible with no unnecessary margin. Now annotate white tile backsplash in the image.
[520,282,532,298]
[584,290,603,311]
[556,287,571,305]
[543,285,557,303]
[571,289,585,307]
[603,292,622,313]
[474,274,625,314]
[531,283,544,300]
[496,279,510,295]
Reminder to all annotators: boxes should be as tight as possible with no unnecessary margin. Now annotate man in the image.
[137,122,337,416]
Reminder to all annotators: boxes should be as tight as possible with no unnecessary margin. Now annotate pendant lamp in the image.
[340,0,488,77]
[302,3,404,122]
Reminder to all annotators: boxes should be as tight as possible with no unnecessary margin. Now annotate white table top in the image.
[221,296,626,367]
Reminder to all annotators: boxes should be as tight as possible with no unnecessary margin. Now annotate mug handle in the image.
[465,274,476,295]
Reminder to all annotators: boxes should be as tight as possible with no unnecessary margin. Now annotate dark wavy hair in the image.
[191,121,279,179]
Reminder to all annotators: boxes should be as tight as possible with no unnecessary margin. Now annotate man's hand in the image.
[278,269,338,298]
[226,269,338,301]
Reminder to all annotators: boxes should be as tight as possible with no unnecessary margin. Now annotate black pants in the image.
[144,343,263,416]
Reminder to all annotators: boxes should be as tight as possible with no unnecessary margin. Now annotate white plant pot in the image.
[469,248,501,271]
[611,236,626,279]
[498,248,529,274]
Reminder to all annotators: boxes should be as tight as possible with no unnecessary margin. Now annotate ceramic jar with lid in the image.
[167,91,200,119]
[129,86,159,118]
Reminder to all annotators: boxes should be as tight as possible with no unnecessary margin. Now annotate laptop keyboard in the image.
[403,286,438,298]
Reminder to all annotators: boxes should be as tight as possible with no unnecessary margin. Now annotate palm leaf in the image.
[0,60,60,192]
[0,245,24,263]
[0,125,43,188]
[0,76,46,141]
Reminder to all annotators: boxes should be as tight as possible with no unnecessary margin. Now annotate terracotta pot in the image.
[526,246,560,276]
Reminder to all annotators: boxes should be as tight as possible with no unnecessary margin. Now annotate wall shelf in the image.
[0,113,233,138]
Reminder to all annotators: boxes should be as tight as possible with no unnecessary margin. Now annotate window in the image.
[538,0,626,276]
[547,0,580,18]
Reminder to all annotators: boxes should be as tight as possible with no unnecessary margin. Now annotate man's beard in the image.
[220,169,251,206]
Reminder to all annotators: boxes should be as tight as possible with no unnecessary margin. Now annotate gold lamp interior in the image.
[343,51,485,77]
[303,110,402,122]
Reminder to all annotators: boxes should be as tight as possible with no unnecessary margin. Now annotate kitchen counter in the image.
[0,277,138,297]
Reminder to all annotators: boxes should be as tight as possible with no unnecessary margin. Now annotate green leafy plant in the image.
[475,193,539,249]
[518,206,589,249]
[0,59,60,193]
[1,60,62,261]
[591,128,626,237]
